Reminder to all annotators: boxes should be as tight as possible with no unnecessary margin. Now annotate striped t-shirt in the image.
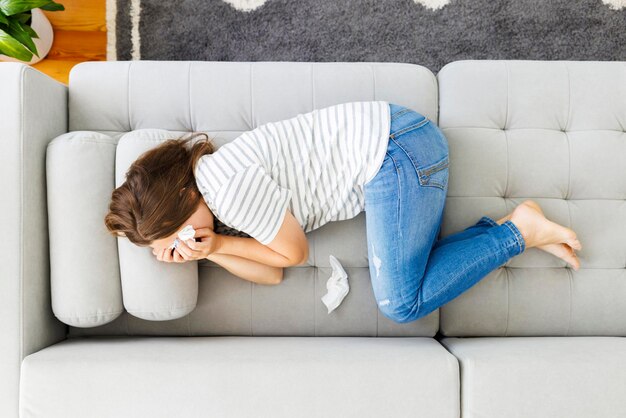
[194,100,391,245]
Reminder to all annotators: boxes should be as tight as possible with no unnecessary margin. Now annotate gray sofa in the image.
[2,59,625,418]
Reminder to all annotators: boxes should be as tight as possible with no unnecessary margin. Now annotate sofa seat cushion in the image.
[21,336,459,418]
[440,337,626,418]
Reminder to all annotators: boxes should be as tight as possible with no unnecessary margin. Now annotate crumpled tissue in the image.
[168,224,196,250]
[321,255,350,314]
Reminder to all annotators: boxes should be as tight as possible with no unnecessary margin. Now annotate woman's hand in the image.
[152,227,221,263]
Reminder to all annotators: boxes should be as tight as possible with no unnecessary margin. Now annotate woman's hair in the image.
[104,132,216,247]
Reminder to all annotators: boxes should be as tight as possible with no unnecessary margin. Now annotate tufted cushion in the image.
[65,61,441,336]
[437,60,626,336]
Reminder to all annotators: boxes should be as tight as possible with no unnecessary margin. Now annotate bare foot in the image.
[506,200,582,270]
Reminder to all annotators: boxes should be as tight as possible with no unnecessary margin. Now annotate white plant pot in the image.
[0,8,54,64]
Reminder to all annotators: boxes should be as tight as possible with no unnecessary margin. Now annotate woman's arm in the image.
[214,211,309,268]
[215,235,293,267]
[206,252,283,285]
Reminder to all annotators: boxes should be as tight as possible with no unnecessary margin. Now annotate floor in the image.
[30,0,106,86]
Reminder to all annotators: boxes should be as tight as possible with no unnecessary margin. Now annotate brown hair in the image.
[104,132,216,247]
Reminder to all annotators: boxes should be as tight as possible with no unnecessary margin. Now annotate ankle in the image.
[509,210,533,248]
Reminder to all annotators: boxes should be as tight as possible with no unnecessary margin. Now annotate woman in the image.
[105,101,582,323]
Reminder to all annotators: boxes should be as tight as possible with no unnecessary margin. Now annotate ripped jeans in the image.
[363,103,526,324]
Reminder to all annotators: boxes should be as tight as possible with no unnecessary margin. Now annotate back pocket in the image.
[417,155,449,191]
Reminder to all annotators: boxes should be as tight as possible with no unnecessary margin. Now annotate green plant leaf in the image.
[0,0,57,16]
[0,26,32,61]
[6,18,38,55]
[21,20,38,38]
[39,1,63,12]
[0,11,8,25]
[14,12,32,24]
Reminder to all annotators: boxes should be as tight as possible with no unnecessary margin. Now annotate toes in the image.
[566,237,582,251]
[571,255,580,271]
[565,245,581,270]
[556,243,580,270]
[560,228,580,248]
[572,238,582,250]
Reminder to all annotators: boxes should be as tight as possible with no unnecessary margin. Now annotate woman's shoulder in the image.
[194,136,269,198]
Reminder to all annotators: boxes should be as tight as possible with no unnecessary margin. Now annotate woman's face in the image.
[148,197,215,251]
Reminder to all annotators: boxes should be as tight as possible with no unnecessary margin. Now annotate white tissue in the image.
[168,224,196,250]
[321,255,350,314]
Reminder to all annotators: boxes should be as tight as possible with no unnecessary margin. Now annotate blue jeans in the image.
[363,103,526,324]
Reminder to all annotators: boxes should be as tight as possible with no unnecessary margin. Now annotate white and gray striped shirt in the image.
[194,100,391,245]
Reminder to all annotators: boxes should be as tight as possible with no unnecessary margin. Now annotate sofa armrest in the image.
[0,63,69,418]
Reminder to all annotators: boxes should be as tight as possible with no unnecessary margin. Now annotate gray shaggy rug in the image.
[107,0,626,74]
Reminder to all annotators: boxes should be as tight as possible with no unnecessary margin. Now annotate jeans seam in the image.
[389,136,421,177]
[426,180,446,190]
[480,216,500,228]
[391,108,412,120]
[392,150,402,236]
[502,220,525,253]
[381,149,403,303]
[389,117,429,139]
[420,156,449,177]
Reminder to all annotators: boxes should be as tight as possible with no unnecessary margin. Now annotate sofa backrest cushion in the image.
[64,61,441,337]
[437,60,626,336]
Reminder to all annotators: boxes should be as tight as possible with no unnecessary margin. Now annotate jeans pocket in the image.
[417,154,449,191]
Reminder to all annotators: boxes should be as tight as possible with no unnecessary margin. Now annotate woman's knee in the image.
[377,299,416,324]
